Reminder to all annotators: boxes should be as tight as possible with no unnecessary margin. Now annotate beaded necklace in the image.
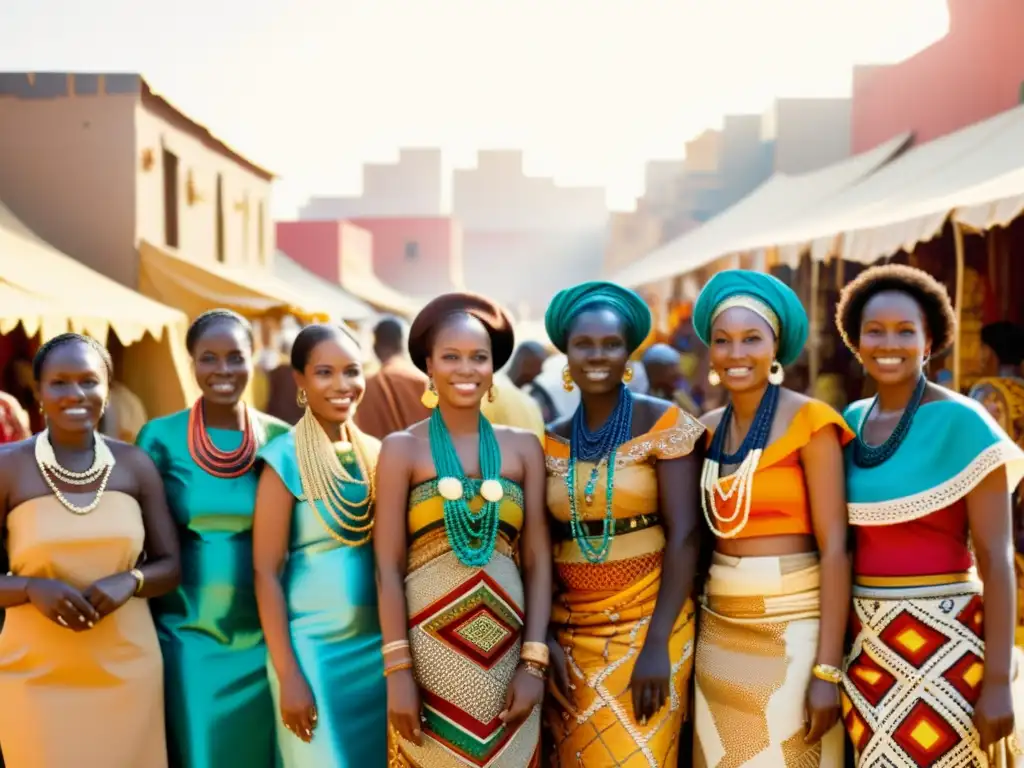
[700,384,780,539]
[35,429,116,515]
[852,375,927,469]
[295,412,375,546]
[428,408,505,568]
[566,384,634,564]
[187,399,258,478]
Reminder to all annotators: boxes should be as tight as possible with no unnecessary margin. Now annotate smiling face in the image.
[566,307,629,396]
[191,319,252,406]
[293,332,365,425]
[426,314,494,409]
[858,290,930,386]
[708,307,777,394]
[36,341,109,435]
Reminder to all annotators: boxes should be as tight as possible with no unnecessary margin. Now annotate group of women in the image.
[0,263,1021,767]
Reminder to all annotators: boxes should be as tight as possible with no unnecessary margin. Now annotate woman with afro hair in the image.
[835,264,1024,765]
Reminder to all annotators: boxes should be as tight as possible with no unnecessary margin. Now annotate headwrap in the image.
[407,292,515,372]
[693,270,808,367]
[544,281,652,354]
[981,321,1024,367]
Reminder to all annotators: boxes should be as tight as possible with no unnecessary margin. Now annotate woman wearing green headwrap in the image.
[691,270,850,766]
[542,281,706,766]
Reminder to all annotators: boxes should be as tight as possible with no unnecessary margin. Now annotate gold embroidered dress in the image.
[390,477,541,767]
[544,407,704,767]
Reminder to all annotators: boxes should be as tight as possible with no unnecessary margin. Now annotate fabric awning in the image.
[0,200,196,416]
[139,240,331,322]
[749,103,1024,264]
[272,250,374,322]
[611,133,910,287]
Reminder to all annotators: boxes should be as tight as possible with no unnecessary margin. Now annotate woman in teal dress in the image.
[136,309,290,768]
[253,322,387,768]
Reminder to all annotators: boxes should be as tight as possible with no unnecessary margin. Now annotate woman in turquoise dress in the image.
[136,309,290,768]
[253,322,387,767]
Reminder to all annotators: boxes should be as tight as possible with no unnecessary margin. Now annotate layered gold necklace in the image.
[35,429,116,515]
[295,411,375,546]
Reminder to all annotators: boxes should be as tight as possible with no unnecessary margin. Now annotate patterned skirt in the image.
[389,532,540,768]
[842,576,1024,767]
[693,552,845,767]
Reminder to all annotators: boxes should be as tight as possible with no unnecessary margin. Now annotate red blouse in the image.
[853,498,974,577]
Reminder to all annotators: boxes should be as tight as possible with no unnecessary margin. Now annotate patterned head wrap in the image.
[407,292,515,372]
[544,281,652,354]
[693,270,808,367]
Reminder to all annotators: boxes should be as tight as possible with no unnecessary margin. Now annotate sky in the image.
[1,0,950,216]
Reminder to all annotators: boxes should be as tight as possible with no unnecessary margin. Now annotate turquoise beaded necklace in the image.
[566,385,634,564]
[428,408,503,567]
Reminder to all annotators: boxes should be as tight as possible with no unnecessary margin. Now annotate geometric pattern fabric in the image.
[842,589,990,766]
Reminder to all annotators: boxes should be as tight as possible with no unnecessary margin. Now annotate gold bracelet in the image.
[812,663,843,684]
[520,641,550,667]
[384,661,413,677]
[520,661,546,680]
[382,640,410,656]
[129,568,145,595]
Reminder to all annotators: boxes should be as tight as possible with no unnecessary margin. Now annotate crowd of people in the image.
[0,264,1021,767]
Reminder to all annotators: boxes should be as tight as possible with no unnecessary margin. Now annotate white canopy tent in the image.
[611,133,911,288]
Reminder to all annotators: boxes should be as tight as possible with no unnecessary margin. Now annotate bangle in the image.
[129,568,145,595]
[382,640,410,656]
[520,660,547,680]
[384,661,413,677]
[812,663,843,684]
[520,641,550,667]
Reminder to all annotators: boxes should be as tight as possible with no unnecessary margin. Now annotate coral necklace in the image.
[187,399,257,478]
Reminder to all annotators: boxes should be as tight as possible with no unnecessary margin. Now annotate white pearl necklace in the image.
[34,429,116,515]
[700,449,763,539]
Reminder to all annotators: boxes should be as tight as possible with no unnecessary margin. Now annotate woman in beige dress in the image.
[0,333,181,767]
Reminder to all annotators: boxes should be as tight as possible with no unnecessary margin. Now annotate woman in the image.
[542,281,705,767]
[375,293,551,767]
[692,270,849,766]
[253,323,387,767]
[136,309,291,768]
[836,264,1024,765]
[0,333,181,767]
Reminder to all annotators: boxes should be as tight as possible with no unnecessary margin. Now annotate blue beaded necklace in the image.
[428,408,502,567]
[706,384,780,466]
[852,375,927,469]
[566,384,634,563]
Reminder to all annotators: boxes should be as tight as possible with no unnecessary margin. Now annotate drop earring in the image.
[421,379,439,409]
[707,369,721,387]
[296,389,308,408]
[768,361,785,386]
[562,366,575,392]
[487,384,497,403]
[623,364,634,384]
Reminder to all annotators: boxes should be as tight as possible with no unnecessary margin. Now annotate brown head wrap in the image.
[407,292,515,372]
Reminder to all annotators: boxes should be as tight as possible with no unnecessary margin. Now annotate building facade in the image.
[300,148,443,219]
[0,72,274,288]
[346,217,464,298]
[852,0,1024,152]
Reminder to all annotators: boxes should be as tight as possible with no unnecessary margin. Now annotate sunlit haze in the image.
[0,0,949,216]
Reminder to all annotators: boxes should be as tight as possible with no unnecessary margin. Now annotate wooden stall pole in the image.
[809,256,821,385]
[952,221,966,392]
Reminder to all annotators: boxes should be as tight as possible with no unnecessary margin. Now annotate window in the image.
[162,149,179,248]
[215,174,225,263]
[258,200,266,264]
[405,241,419,260]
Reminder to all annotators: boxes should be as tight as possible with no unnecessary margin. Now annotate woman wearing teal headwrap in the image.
[835,265,1024,765]
[692,270,850,766]
[541,281,706,766]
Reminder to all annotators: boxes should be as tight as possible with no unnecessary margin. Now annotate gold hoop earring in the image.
[421,379,439,409]
[296,389,308,408]
[562,366,574,393]
[623,364,634,384]
[707,369,721,387]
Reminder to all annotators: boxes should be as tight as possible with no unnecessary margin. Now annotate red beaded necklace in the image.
[187,399,257,478]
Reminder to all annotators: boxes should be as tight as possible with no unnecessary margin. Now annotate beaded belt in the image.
[409,518,520,545]
[550,513,660,542]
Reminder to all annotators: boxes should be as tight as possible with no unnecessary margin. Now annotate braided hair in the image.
[33,333,114,382]
[186,309,254,355]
